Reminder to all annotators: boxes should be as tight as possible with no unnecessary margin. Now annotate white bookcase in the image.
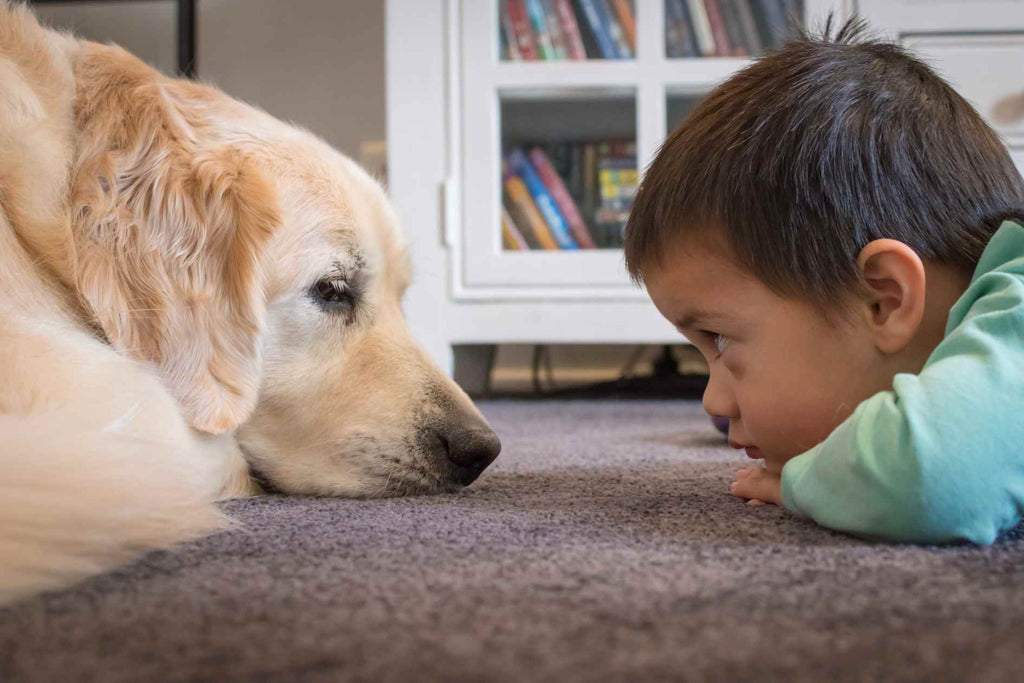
[386,0,867,374]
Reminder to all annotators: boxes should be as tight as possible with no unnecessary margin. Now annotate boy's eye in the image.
[703,331,730,356]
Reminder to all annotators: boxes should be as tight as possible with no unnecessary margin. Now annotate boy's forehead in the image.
[644,236,766,327]
[647,234,751,290]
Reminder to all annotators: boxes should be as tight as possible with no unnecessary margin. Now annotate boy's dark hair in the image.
[624,17,1024,307]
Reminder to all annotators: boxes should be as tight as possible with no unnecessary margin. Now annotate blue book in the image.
[506,149,578,250]
[524,0,555,60]
[576,0,620,59]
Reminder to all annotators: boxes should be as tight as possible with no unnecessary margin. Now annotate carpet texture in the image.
[2,400,1023,683]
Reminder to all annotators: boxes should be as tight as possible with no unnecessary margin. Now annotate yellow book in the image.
[501,209,529,250]
[503,173,559,250]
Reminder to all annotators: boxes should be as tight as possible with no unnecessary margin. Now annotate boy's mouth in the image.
[729,441,763,459]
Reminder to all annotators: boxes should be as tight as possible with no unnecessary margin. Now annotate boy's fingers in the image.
[732,474,775,500]
[730,479,759,498]
[747,499,766,506]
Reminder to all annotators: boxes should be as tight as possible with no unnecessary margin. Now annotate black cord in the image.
[531,345,543,395]
[482,344,498,397]
[543,345,556,390]
[619,344,647,379]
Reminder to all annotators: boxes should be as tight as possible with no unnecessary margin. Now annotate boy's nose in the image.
[702,371,738,420]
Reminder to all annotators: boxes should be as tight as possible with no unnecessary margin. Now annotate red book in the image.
[506,0,539,61]
[554,0,587,60]
[529,148,597,249]
[703,0,732,57]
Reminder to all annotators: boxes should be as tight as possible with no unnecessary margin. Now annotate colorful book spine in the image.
[554,0,588,60]
[500,1,522,60]
[687,0,716,56]
[525,0,556,60]
[577,0,621,59]
[719,0,749,56]
[595,142,637,247]
[507,149,579,250]
[598,0,633,58]
[502,168,558,250]
[582,144,598,239]
[666,0,698,58]
[751,0,787,48]
[665,0,683,58]
[501,208,530,250]
[734,0,764,55]
[610,0,636,55]
[528,148,596,249]
[505,0,539,60]
[541,0,568,59]
[703,0,732,57]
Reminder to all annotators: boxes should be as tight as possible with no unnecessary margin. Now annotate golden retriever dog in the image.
[0,3,500,604]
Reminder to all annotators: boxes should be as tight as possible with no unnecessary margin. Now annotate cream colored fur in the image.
[0,4,494,605]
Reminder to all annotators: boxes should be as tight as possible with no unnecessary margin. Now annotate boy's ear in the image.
[856,239,927,355]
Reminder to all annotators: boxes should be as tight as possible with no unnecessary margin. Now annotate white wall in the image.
[32,0,385,161]
[199,0,385,160]
[33,1,178,74]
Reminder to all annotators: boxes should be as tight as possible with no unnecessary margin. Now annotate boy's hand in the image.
[730,467,782,506]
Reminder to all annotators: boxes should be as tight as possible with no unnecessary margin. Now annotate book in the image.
[610,0,637,55]
[501,208,530,250]
[665,0,683,58]
[505,0,539,60]
[576,0,621,59]
[525,0,556,59]
[734,0,763,55]
[719,0,749,56]
[529,147,597,249]
[595,143,637,248]
[554,0,587,59]
[500,1,522,60]
[507,149,579,249]
[687,0,717,57]
[751,0,788,48]
[571,0,602,58]
[540,0,568,59]
[502,167,558,250]
[581,143,598,241]
[666,0,699,58]
[598,0,633,58]
[567,144,584,202]
[703,0,732,57]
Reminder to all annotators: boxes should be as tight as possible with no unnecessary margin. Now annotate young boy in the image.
[624,19,1024,544]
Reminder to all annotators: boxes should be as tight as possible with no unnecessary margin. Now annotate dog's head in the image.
[65,42,500,497]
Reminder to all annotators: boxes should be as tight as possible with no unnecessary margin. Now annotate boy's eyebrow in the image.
[673,310,737,331]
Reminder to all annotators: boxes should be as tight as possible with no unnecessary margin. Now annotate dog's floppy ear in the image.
[70,64,277,433]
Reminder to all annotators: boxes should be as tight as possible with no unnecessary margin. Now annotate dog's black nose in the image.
[443,424,501,486]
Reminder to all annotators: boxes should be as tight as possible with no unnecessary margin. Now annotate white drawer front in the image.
[903,33,1024,149]
[860,1,1024,33]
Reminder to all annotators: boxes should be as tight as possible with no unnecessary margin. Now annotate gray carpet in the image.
[2,400,1023,683]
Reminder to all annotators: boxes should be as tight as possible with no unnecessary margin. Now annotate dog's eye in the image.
[310,278,356,315]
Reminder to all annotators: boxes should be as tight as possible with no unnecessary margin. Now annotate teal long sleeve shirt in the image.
[781,220,1024,545]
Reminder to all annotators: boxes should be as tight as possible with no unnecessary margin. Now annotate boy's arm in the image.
[781,266,1024,545]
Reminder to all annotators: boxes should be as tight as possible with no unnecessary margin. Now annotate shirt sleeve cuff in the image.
[780,446,821,516]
